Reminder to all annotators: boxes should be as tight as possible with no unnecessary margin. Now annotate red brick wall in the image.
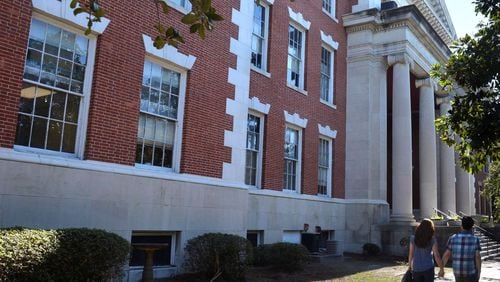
[0,1,32,148]
[0,0,350,194]
[251,0,348,198]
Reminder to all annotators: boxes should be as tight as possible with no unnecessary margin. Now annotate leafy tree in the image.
[483,161,499,220]
[71,0,223,48]
[431,0,499,173]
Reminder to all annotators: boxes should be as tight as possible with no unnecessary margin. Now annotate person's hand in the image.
[438,268,444,278]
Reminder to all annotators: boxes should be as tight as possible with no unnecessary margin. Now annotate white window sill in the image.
[317,193,332,198]
[165,0,191,15]
[282,188,300,194]
[286,83,308,96]
[251,66,271,78]
[13,145,78,159]
[320,99,337,110]
[322,9,339,23]
[135,163,174,173]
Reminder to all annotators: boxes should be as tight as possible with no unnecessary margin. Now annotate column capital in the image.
[415,78,436,89]
[387,53,413,67]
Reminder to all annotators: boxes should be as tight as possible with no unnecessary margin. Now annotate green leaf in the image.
[73,7,85,16]
[70,0,78,9]
[202,0,212,11]
[190,23,202,33]
[181,14,199,24]
[159,1,170,13]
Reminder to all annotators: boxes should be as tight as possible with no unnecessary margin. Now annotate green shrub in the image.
[0,227,130,281]
[253,242,310,272]
[184,233,253,281]
[362,243,381,256]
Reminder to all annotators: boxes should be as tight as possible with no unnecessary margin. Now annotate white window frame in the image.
[287,23,307,92]
[165,0,192,14]
[317,137,333,197]
[251,1,270,74]
[322,0,337,21]
[283,124,302,194]
[135,57,187,173]
[320,45,335,105]
[129,231,177,268]
[14,13,98,159]
[245,111,265,188]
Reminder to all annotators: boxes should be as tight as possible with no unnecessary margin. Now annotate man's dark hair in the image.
[461,216,474,230]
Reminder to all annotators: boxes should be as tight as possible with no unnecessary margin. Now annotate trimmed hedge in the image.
[184,233,253,281]
[253,242,310,272]
[0,227,130,281]
[362,243,381,256]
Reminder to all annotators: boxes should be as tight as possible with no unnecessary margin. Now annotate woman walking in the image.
[408,218,445,281]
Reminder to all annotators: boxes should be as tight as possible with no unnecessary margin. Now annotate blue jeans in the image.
[413,268,435,282]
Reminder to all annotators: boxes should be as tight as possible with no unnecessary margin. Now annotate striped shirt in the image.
[446,230,481,276]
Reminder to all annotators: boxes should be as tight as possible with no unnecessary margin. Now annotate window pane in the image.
[19,82,36,114]
[62,123,77,153]
[29,19,46,51]
[47,120,63,151]
[15,114,32,146]
[18,21,88,154]
[143,60,152,86]
[65,94,80,123]
[141,86,150,111]
[30,117,47,149]
[151,64,161,89]
[50,91,66,120]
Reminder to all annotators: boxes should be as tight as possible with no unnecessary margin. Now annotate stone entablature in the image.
[343,5,450,76]
[406,0,456,44]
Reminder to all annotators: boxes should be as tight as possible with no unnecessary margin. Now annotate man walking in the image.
[442,216,482,282]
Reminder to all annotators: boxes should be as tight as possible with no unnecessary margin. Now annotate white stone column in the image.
[416,78,438,219]
[388,54,414,222]
[438,99,456,214]
[456,159,472,215]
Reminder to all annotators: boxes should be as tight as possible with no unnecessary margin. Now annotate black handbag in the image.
[402,270,413,282]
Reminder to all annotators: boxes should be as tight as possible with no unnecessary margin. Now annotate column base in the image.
[390,213,415,224]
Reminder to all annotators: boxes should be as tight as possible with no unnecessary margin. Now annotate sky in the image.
[444,0,487,38]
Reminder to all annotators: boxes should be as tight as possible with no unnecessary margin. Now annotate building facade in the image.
[0,0,476,279]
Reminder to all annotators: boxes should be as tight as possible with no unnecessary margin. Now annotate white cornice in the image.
[32,0,110,34]
[142,34,196,70]
[288,7,311,30]
[249,97,271,114]
[284,111,308,128]
[320,30,339,50]
[318,124,338,139]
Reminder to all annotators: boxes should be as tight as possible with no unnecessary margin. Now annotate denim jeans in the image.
[413,268,435,282]
[455,273,479,282]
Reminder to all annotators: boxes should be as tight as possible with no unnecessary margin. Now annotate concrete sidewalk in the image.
[438,258,500,281]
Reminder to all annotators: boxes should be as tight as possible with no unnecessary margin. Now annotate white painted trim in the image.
[142,34,196,70]
[164,0,192,15]
[287,83,308,96]
[251,65,271,78]
[283,124,303,194]
[284,111,308,128]
[247,111,265,189]
[320,44,335,104]
[287,22,307,90]
[318,137,333,197]
[223,2,254,182]
[322,0,337,21]
[252,1,270,72]
[320,99,337,110]
[19,15,98,159]
[263,0,275,4]
[287,7,311,30]
[31,0,110,34]
[318,124,338,139]
[320,30,339,50]
[248,97,270,114]
[0,148,248,190]
[322,8,339,23]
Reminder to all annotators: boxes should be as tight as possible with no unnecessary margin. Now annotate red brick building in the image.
[0,0,476,279]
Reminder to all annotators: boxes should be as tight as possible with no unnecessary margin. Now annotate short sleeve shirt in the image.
[410,235,436,272]
[446,231,481,276]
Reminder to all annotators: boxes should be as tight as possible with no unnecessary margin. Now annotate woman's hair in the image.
[415,218,435,248]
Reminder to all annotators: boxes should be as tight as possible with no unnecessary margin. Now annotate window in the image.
[15,19,92,155]
[247,231,264,247]
[322,0,336,18]
[287,24,306,89]
[318,138,332,196]
[251,2,269,71]
[130,232,175,267]
[284,126,301,192]
[320,47,334,104]
[136,60,184,169]
[167,0,192,12]
[245,113,264,187]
